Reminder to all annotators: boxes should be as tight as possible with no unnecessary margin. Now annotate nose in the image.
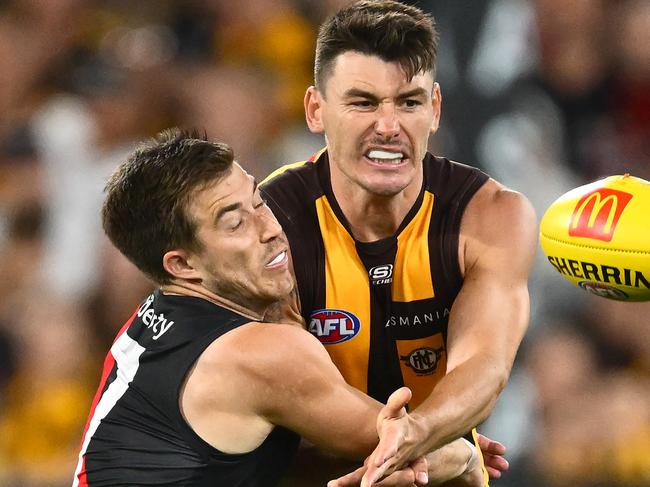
[257,206,283,243]
[375,101,400,139]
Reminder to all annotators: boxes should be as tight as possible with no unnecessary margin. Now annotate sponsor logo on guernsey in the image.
[569,188,633,242]
[137,294,174,340]
[308,309,361,344]
[400,347,444,375]
[369,264,393,285]
[385,308,451,327]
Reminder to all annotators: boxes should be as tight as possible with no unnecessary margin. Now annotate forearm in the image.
[412,352,508,454]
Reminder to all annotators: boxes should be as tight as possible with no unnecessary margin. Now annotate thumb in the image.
[383,387,412,419]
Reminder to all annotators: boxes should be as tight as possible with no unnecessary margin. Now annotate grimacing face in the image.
[306,51,441,197]
[185,163,293,312]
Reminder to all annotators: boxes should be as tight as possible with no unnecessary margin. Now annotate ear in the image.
[430,82,442,134]
[162,249,202,282]
[304,86,325,134]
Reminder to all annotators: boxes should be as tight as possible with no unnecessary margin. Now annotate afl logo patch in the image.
[369,264,393,285]
[308,309,361,344]
[400,347,443,375]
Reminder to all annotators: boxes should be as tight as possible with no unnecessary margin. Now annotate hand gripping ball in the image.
[540,174,650,301]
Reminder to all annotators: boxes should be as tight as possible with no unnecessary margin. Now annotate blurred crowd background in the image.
[0,0,648,486]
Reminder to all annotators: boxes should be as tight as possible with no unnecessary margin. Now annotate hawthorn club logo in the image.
[400,347,444,375]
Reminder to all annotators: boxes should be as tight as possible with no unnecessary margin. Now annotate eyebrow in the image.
[396,87,429,100]
[215,202,241,221]
[214,179,259,221]
[343,88,380,102]
[343,87,429,101]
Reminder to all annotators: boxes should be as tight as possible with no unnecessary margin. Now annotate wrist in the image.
[460,437,479,475]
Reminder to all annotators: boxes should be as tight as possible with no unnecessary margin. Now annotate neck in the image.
[161,281,266,322]
[330,172,422,243]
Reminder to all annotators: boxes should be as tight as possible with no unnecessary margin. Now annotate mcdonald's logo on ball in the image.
[568,188,633,241]
[540,175,650,302]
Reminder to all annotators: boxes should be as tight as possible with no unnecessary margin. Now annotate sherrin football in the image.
[540,174,650,301]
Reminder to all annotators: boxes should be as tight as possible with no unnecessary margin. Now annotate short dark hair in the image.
[102,128,234,284]
[314,0,438,92]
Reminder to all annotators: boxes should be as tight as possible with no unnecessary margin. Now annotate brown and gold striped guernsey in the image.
[261,149,489,410]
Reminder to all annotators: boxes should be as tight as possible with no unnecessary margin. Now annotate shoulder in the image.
[465,179,536,227]
[461,179,538,275]
[261,160,312,186]
[423,154,489,204]
[199,321,331,381]
[261,149,326,192]
[261,158,324,220]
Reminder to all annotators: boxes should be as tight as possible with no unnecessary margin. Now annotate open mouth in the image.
[364,149,408,166]
[266,250,288,268]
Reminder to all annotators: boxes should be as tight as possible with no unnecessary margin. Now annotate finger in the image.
[361,458,397,487]
[476,433,506,455]
[485,466,502,480]
[483,453,509,472]
[410,456,428,486]
[374,469,417,487]
[328,465,367,487]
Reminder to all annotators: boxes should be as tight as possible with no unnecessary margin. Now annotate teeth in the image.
[267,251,286,267]
[368,150,403,160]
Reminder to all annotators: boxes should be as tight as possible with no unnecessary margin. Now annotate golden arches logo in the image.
[569,188,633,241]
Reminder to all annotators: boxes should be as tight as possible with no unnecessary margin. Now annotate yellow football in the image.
[540,174,650,301]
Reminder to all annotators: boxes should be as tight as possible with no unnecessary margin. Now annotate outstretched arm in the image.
[185,321,495,486]
[250,325,419,460]
[362,182,537,483]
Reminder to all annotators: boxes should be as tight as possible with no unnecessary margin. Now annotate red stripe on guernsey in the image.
[72,309,144,487]
[308,148,326,162]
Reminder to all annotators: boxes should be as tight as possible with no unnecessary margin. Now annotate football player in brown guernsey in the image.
[260,1,537,485]
[73,129,505,487]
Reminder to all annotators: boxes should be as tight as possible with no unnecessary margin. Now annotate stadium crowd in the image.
[0,0,648,486]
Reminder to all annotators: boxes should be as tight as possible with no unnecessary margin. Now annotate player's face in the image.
[308,52,441,197]
[187,163,293,312]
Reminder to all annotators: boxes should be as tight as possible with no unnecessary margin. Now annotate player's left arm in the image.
[417,181,538,446]
[362,181,537,484]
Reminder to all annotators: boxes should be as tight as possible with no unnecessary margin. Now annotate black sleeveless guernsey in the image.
[72,290,299,487]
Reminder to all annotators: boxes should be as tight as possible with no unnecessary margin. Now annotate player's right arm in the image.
[181,321,491,485]
[182,321,386,458]
[227,322,388,458]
